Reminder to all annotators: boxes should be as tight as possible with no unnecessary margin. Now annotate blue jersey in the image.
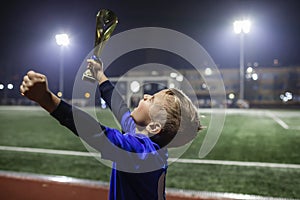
[51,81,168,200]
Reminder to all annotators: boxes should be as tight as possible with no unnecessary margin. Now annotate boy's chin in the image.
[131,107,137,114]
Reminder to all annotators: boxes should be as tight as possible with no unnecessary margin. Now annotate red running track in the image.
[0,172,228,200]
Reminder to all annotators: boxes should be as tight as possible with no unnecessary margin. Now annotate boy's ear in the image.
[146,122,162,134]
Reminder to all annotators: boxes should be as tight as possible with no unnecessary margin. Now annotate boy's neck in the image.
[136,125,149,136]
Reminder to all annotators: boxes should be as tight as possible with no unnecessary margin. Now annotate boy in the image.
[20,59,202,200]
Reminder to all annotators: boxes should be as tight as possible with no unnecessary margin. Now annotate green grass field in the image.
[0,106,299,199]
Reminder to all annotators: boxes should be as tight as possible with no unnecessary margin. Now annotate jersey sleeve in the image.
[49,100,150,162]
[50,100,167,172]
[98,80,136,133]
[50,100,109,150]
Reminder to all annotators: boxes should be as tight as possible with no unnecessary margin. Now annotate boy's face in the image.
[131,89,168,127]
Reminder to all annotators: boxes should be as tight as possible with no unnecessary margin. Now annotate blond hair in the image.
[150,88,202,148]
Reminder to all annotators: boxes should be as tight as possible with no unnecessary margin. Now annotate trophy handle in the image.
[82,9,118,82]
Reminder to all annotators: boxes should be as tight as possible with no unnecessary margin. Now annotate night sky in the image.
[0,0,299,98]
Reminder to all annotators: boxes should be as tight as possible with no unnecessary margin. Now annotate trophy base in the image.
[82,69,96,83]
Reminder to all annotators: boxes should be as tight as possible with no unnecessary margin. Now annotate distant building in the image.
[116,65,300,108]
[180,65,300,108]
[1,65,299,108]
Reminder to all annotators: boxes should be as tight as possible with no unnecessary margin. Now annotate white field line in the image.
[0,146,99,157]
[200,109,300,130]
[266,111,289,129]
[168,158,300,169]
[1,145,300,169]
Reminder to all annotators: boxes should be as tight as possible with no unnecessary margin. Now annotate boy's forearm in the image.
[38,91,61,113]
[98,78,130,126]
[51,99,107,151]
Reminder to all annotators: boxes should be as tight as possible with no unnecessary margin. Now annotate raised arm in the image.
[20,70,106,148]
[98,81,130,125]
[87,59,134,132]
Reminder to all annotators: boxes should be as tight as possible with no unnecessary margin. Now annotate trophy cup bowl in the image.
[82,9,118,82]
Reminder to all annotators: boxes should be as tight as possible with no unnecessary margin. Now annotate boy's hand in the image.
[20,70,49,103]
[20,70,60,113]
[86,59,108,84]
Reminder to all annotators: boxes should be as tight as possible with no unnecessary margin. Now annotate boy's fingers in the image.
[20,71,46,96]
[87,59,98,67]
[27,70,36,79]
[87,59,103,67]
[23,75,30,83]
[20,84,28,95]
[20,84,24,94]
[34,73,46,82]
[26,71,46,82]
[87,59,97,67]
[87,59,94,63]
[23,75,35,87]
[35,72,46,80]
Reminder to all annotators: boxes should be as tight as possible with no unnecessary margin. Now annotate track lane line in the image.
[1,145,299,169]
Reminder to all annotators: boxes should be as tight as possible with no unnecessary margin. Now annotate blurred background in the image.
[0,1,300,199]
[0,0,299,108]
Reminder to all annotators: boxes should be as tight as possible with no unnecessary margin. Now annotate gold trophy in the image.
[82,9,118,82]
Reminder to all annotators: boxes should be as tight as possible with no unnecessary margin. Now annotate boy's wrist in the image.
[38,91,61,113]
[98,74,109,85]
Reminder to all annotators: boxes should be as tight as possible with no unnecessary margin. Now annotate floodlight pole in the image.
[59,47,64,97]
[234,20,251,100]
[239,32,245,100]
[55,33,69,98]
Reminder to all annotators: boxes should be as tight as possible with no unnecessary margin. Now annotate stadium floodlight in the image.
[280,91,293,102]
[246,67,253,73]
[233,19,251,100]
[55,34,70,46]
[175,75,183,82]
[169,83,175,88]
[55,33,70,98]
[233,20,251,34]
[251,73,258,81]
[228,93,235,100]
[170,72,178,78]
[130,81,140,93]
[84,92,91,99]
[204,67,212,76]
[7,83,14,90]
[0,83,4,90]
